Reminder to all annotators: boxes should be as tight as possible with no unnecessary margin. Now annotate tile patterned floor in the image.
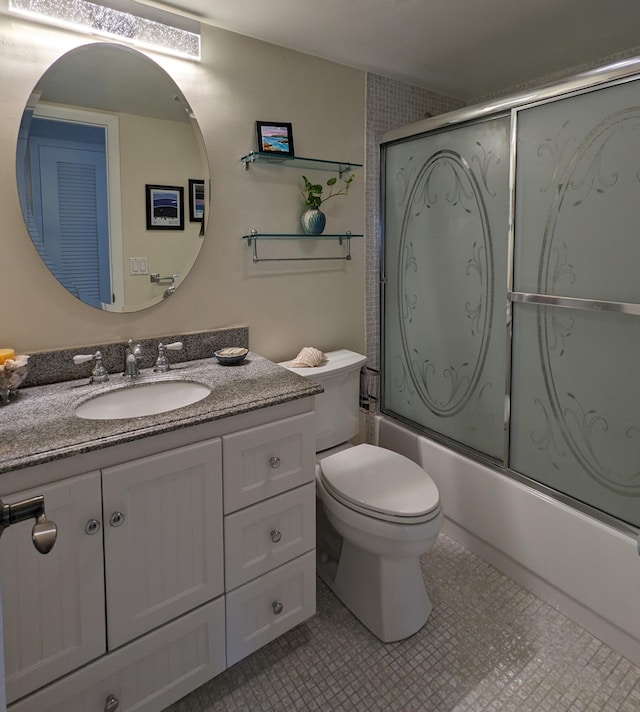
[165,534,640,711]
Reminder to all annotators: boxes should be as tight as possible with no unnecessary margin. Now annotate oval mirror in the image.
[15,43,209,312]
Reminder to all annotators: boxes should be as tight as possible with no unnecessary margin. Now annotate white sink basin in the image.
[75,381,211,420]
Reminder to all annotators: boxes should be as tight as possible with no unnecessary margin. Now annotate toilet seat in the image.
[319,444,440,525]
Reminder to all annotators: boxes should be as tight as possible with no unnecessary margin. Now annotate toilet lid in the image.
[319,443,440,519]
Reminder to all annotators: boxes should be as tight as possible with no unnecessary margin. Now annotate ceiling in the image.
[37,44,192,121]
[133,0,640,100]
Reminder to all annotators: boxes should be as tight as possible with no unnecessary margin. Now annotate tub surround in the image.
[376,415,640,668]
[0,327,321,476]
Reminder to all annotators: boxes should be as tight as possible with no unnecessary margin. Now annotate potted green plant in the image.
[300,173,354,235]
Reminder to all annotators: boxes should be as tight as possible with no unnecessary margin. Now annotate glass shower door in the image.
[510,78,640,527]
[383,117,510,460]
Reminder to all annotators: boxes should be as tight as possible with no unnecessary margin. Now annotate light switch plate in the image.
[129,257,149,275]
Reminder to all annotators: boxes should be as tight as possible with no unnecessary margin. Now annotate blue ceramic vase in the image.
[301,207,326,235]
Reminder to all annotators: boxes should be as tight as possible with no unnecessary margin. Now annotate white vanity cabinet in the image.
[1,439,225,710]
[222,413,317,665]
[0,400,317,712]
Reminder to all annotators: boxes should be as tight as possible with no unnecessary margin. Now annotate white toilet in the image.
[281,349,443,642]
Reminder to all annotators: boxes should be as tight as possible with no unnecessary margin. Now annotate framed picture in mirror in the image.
[146,184,184,230]
[188,179,205,222]
[256,121,294,156]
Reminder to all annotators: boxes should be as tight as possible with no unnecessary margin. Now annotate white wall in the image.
[0,2,365,362]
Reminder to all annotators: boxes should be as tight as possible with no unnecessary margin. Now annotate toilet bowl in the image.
[280,350,443,642]
[316,443,442,642]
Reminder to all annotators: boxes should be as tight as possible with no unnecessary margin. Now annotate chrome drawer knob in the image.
[269,456,281,469]
[270,529,282,543]
[109,511,125,527]
[85,518,101,535]
[272,600,283,615]
[104,694,119,711]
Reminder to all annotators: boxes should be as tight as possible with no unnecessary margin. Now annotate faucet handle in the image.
[73,351,109,383]
[153,342,183,372]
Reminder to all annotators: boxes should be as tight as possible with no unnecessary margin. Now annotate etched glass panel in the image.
[510,303,640,527]
[513,78,640,302]
[383,117,510,459]
[511,80,640,526]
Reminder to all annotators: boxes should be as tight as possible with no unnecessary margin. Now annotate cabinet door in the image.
[8,597,226,712]
[222,412,315,513]
[0,472,105,704]
[224,483,315,590]
[102,439,223,649]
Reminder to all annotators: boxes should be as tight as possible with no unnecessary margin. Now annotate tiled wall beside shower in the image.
[364,74,464,379]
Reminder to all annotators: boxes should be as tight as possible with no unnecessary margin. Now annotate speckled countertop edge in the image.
[0,353,321,475]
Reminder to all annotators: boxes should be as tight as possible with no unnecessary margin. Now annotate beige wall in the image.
[0,1,365,362]
[118,114,204,308]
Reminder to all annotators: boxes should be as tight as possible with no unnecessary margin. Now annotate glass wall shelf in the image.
[241,151,362,177]
[242,230,362,262]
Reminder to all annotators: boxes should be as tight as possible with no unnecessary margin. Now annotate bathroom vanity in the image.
[0,350,320,711]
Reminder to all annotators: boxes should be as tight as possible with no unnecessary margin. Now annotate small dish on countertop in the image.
[214,347,249,365]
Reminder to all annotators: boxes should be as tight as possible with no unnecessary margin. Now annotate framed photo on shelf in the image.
[188,179,205,222]
[145,184,184,230]
[256,121,295,156]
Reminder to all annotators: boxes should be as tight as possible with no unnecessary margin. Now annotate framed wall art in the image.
[188,179,205,222]
[256,121,295,156]
[145,184,184,230]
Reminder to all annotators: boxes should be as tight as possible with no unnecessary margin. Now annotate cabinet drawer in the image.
[225,483,315,590]
[226,551,316,666]
[9,597,226,712]
[222,412,315,513]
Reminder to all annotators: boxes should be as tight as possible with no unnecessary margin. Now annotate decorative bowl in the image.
[0,354,30,404]
[214,347,248,366]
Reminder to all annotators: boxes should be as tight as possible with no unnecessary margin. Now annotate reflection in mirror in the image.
[16,43,209,312]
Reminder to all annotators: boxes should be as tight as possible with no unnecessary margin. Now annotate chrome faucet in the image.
[73,350,109,384]
[124,340,142,378]
[153,341,183,372]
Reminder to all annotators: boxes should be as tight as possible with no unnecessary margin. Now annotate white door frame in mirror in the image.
[33,103,124,312]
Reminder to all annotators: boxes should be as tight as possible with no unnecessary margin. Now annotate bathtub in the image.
[375,414,640,666]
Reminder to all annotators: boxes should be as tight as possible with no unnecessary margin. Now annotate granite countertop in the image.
[0,353,321,475]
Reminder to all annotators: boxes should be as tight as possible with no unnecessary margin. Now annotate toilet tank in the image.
[280,349,367,452]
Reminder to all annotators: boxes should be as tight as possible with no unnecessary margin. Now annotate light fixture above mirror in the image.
[9,0,201,60]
